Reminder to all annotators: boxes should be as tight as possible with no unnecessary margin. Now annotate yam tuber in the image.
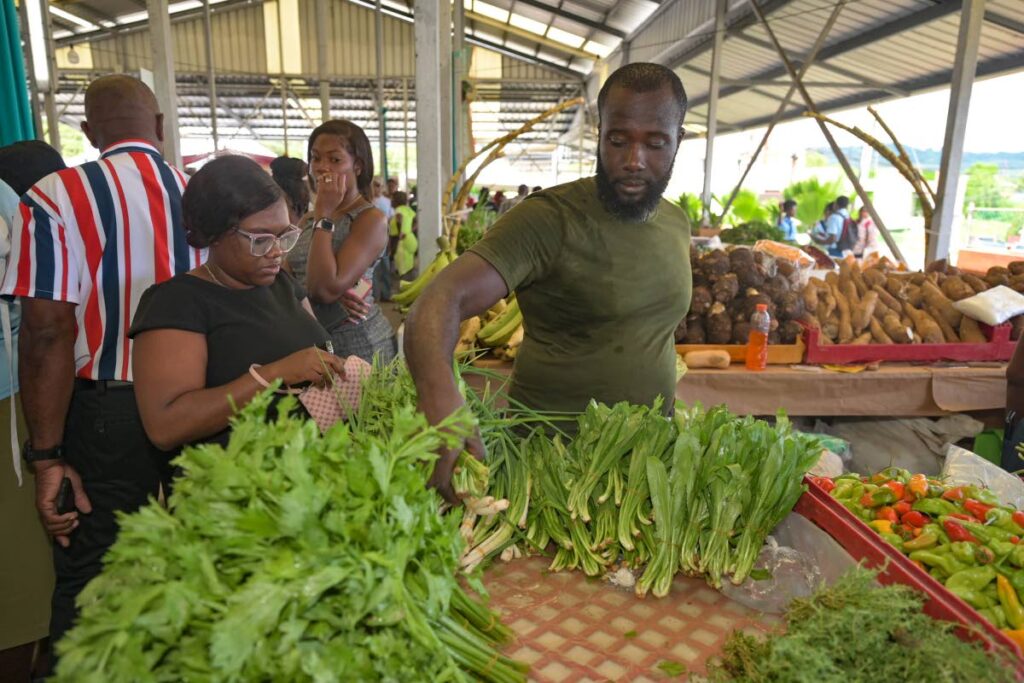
[986,266,1011,288]
[780,320,803,344]
[959,316,987,343]
[962,273,989,294]
[903,302,944,344]
[707,303,733,344]
[906,285,924,308]
[691,285,713,316]
[674,318,688,343]
[830,283,854,344]
[940,276,975,302]
[862,268,887,289]
[851,332,873,345]
[872,285,902,314]
[852,291,879,334]
[712,273,740,303]
[882,312,912,344]
[803,283,820,313]
[683,314,706,344]
[731,321,752,345]
[1010,261,1024,277]
[920,281,961,328]
[700,250,731,280]
[870,317,894,344]
[777,291,804,321]
[925,303,959,343]
[886,276,906,300]
[841,279,860,308]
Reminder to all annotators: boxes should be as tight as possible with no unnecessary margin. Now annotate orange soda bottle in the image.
[745,303,770,371]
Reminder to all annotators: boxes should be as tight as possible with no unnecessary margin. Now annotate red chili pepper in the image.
[1012,536,1021,545]
[943,519,980,544]
[1013,511,1024,529]
[948,513,974,522]
[875,506,899,523]
[860,492,875,508]
[963,499,994,522]
[942,487,966,501]
[812,476,835,493]
[894,500,912,516]
[903,491,917,503]
[883,481,906,500]
[901,511,929,528]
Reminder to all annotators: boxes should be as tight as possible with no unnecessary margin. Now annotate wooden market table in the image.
[470,359,1008,418]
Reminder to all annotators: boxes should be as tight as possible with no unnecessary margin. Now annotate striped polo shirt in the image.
[0,139,203,381]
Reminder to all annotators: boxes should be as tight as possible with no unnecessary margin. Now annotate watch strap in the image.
[314,218,334,233]
[23,441,63,463]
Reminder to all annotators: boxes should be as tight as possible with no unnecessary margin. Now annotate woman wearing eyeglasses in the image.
[285,120,397,365]
[128,155,345,451]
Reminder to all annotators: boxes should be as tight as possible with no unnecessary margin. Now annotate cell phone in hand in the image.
[56,476,76,515]
[351,278,372,301]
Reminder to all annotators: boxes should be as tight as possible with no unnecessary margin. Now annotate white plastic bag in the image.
[953,285,1024,326]
[942,445,1024,509]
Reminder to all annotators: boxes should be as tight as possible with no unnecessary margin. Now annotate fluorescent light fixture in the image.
[49,6,99,30]
[25,0,49,89]
[115,10,147,24]
[169,0,203,12]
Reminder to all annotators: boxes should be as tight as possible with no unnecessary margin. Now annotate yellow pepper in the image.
[1001,628,1024,652]
[997,574,1024,629]
[869,520,894,534]
[908,473,929,499]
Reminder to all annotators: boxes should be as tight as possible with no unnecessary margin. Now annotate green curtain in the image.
[0,0,35,146]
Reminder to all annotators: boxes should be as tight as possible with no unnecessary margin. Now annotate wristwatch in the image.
[314,218,334,233]
[23,440,63,468]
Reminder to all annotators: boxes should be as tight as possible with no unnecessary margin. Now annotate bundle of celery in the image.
[54,390,526,683]
[460,402,822,595]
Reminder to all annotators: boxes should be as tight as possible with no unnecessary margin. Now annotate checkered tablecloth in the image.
[482,556,778,682]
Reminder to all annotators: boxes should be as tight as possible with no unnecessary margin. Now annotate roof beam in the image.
[465,33,580,78]
[687,0,962,109]
[984,9,1024,36]
[468,10,599,60]
[510,0,624,39]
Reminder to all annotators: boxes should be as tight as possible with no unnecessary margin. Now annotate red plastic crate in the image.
[802,321,1015,364]
[795,477,1024,670]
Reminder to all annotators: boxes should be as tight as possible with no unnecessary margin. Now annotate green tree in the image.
[964,162,1008,218]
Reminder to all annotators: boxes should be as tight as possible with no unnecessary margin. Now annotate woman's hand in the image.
[263,347,346,387]
[340,288,371,320]
[313,171,348,219]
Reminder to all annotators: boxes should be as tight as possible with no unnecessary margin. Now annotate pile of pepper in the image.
[814,467,1024,648]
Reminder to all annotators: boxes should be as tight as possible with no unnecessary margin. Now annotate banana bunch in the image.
[455,316,482,357]
[491,324,523,361]
[391,237,453,308]
[478,297,521,347]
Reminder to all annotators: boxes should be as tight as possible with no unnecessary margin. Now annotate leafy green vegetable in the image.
[718,221,785,245]
[707,568,1017,682]
[657,660,687,677]
[54,388,526,683]
[749,569,773,581]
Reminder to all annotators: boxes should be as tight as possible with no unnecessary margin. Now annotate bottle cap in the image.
[756,303,768,312]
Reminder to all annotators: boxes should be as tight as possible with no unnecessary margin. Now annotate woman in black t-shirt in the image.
[129,156,345,450]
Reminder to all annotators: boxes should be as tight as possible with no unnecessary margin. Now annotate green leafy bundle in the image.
[461,402,823,595]
[54,389,526,683]
[708,568,1018,682]
[718,221,785,245]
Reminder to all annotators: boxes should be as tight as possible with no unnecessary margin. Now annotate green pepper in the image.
[832,479,858,501]
[1011,545,1024,569]
[880,532,904,551]
[910,549,970,576]
[950,517,1018,544]
[950,541,980,565]
[912,498,960,517]
[921,522,949,544]
[988,540,1017,560]
[985,508,1024,535]
[903,530,939,551]
[946,566,997,609]
[964,486,1001,507]
[979,606,1009,628]
[1006,570,1024,598]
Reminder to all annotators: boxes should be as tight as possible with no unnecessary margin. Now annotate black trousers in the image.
[49,383,171,649]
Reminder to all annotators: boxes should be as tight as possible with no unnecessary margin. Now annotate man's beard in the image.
[595,152,674,223]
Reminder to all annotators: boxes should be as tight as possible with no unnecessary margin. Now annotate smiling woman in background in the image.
[286,120,396,364]
[129,155,343,451]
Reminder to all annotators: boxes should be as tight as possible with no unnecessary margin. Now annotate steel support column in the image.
[316,0,329,122]
[928,0,986,263]
[18,0,44,139]
[374,0,387,181]
[40,0,60,149]
[402,77,410,190]
[452,0,467,182]
[414,0,451,265]
[749,0,906,265]
[203,0,219,150]
[700,0,726,225]
[147,0,180,166]
[718,0,845,219]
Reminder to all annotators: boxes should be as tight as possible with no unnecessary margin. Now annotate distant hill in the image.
[814,146,1024,172]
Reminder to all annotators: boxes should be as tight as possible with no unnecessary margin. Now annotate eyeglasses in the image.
[234,226,302,257]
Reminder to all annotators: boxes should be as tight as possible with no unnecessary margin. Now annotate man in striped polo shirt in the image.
[1,75,202,649]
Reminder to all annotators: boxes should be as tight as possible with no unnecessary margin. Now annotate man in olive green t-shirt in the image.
[405,62,692,503]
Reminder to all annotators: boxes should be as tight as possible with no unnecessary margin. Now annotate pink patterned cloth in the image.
[299,355,373,433]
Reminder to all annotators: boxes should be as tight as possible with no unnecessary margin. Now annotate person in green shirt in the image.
[404,62,692,503]
[389,191,418,278]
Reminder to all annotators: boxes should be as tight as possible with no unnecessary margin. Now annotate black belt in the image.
[74,378,134,392]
